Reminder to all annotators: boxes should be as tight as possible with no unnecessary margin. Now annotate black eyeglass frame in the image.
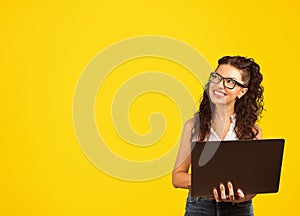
[209,72,247,89]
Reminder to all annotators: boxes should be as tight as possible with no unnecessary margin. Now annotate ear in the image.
[237,88,248,99]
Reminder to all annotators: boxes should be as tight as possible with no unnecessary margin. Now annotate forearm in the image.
[172,172,191,189]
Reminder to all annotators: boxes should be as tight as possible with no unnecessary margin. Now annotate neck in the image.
[211,105,235,139]
[213,105,235,122]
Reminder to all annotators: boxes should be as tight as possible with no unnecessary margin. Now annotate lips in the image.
[213,90,226,97]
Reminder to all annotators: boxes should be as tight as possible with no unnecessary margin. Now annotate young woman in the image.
[172,56,264,216]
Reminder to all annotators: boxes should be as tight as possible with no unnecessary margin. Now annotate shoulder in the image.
[180,118,195,137]
[253,124,263,139]
[184,118,194,129]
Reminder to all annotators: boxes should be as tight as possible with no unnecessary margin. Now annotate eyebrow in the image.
[216,73,239,80]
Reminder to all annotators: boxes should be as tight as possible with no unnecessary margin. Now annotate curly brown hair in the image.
[194,56,264,141]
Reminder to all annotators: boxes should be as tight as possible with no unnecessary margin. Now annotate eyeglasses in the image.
[209,72,247,89]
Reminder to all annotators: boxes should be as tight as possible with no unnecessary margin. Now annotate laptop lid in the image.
[191,139,285,198]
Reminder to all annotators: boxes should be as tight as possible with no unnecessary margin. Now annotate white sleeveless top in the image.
[208,114,238,141]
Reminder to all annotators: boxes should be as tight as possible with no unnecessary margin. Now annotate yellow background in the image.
[1,0,299,215]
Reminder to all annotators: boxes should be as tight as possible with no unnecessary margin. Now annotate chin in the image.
[211,99,226,105]
[209,94,226,105]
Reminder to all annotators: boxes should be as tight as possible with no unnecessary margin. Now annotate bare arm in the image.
[172,118,194,189]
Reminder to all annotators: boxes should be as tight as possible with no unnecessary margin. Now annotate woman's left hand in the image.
[213,181,245,202]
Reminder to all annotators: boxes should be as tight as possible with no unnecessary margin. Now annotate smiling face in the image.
[209,64,248,107]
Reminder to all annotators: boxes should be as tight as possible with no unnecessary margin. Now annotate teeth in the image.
[214,90,225,96]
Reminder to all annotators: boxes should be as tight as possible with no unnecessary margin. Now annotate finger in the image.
[213,188,221,202]
[228,181,235,200]
[220,183,226,200]
[237,189,245,200]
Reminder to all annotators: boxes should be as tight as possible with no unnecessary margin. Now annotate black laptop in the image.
[191,139,285,198]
